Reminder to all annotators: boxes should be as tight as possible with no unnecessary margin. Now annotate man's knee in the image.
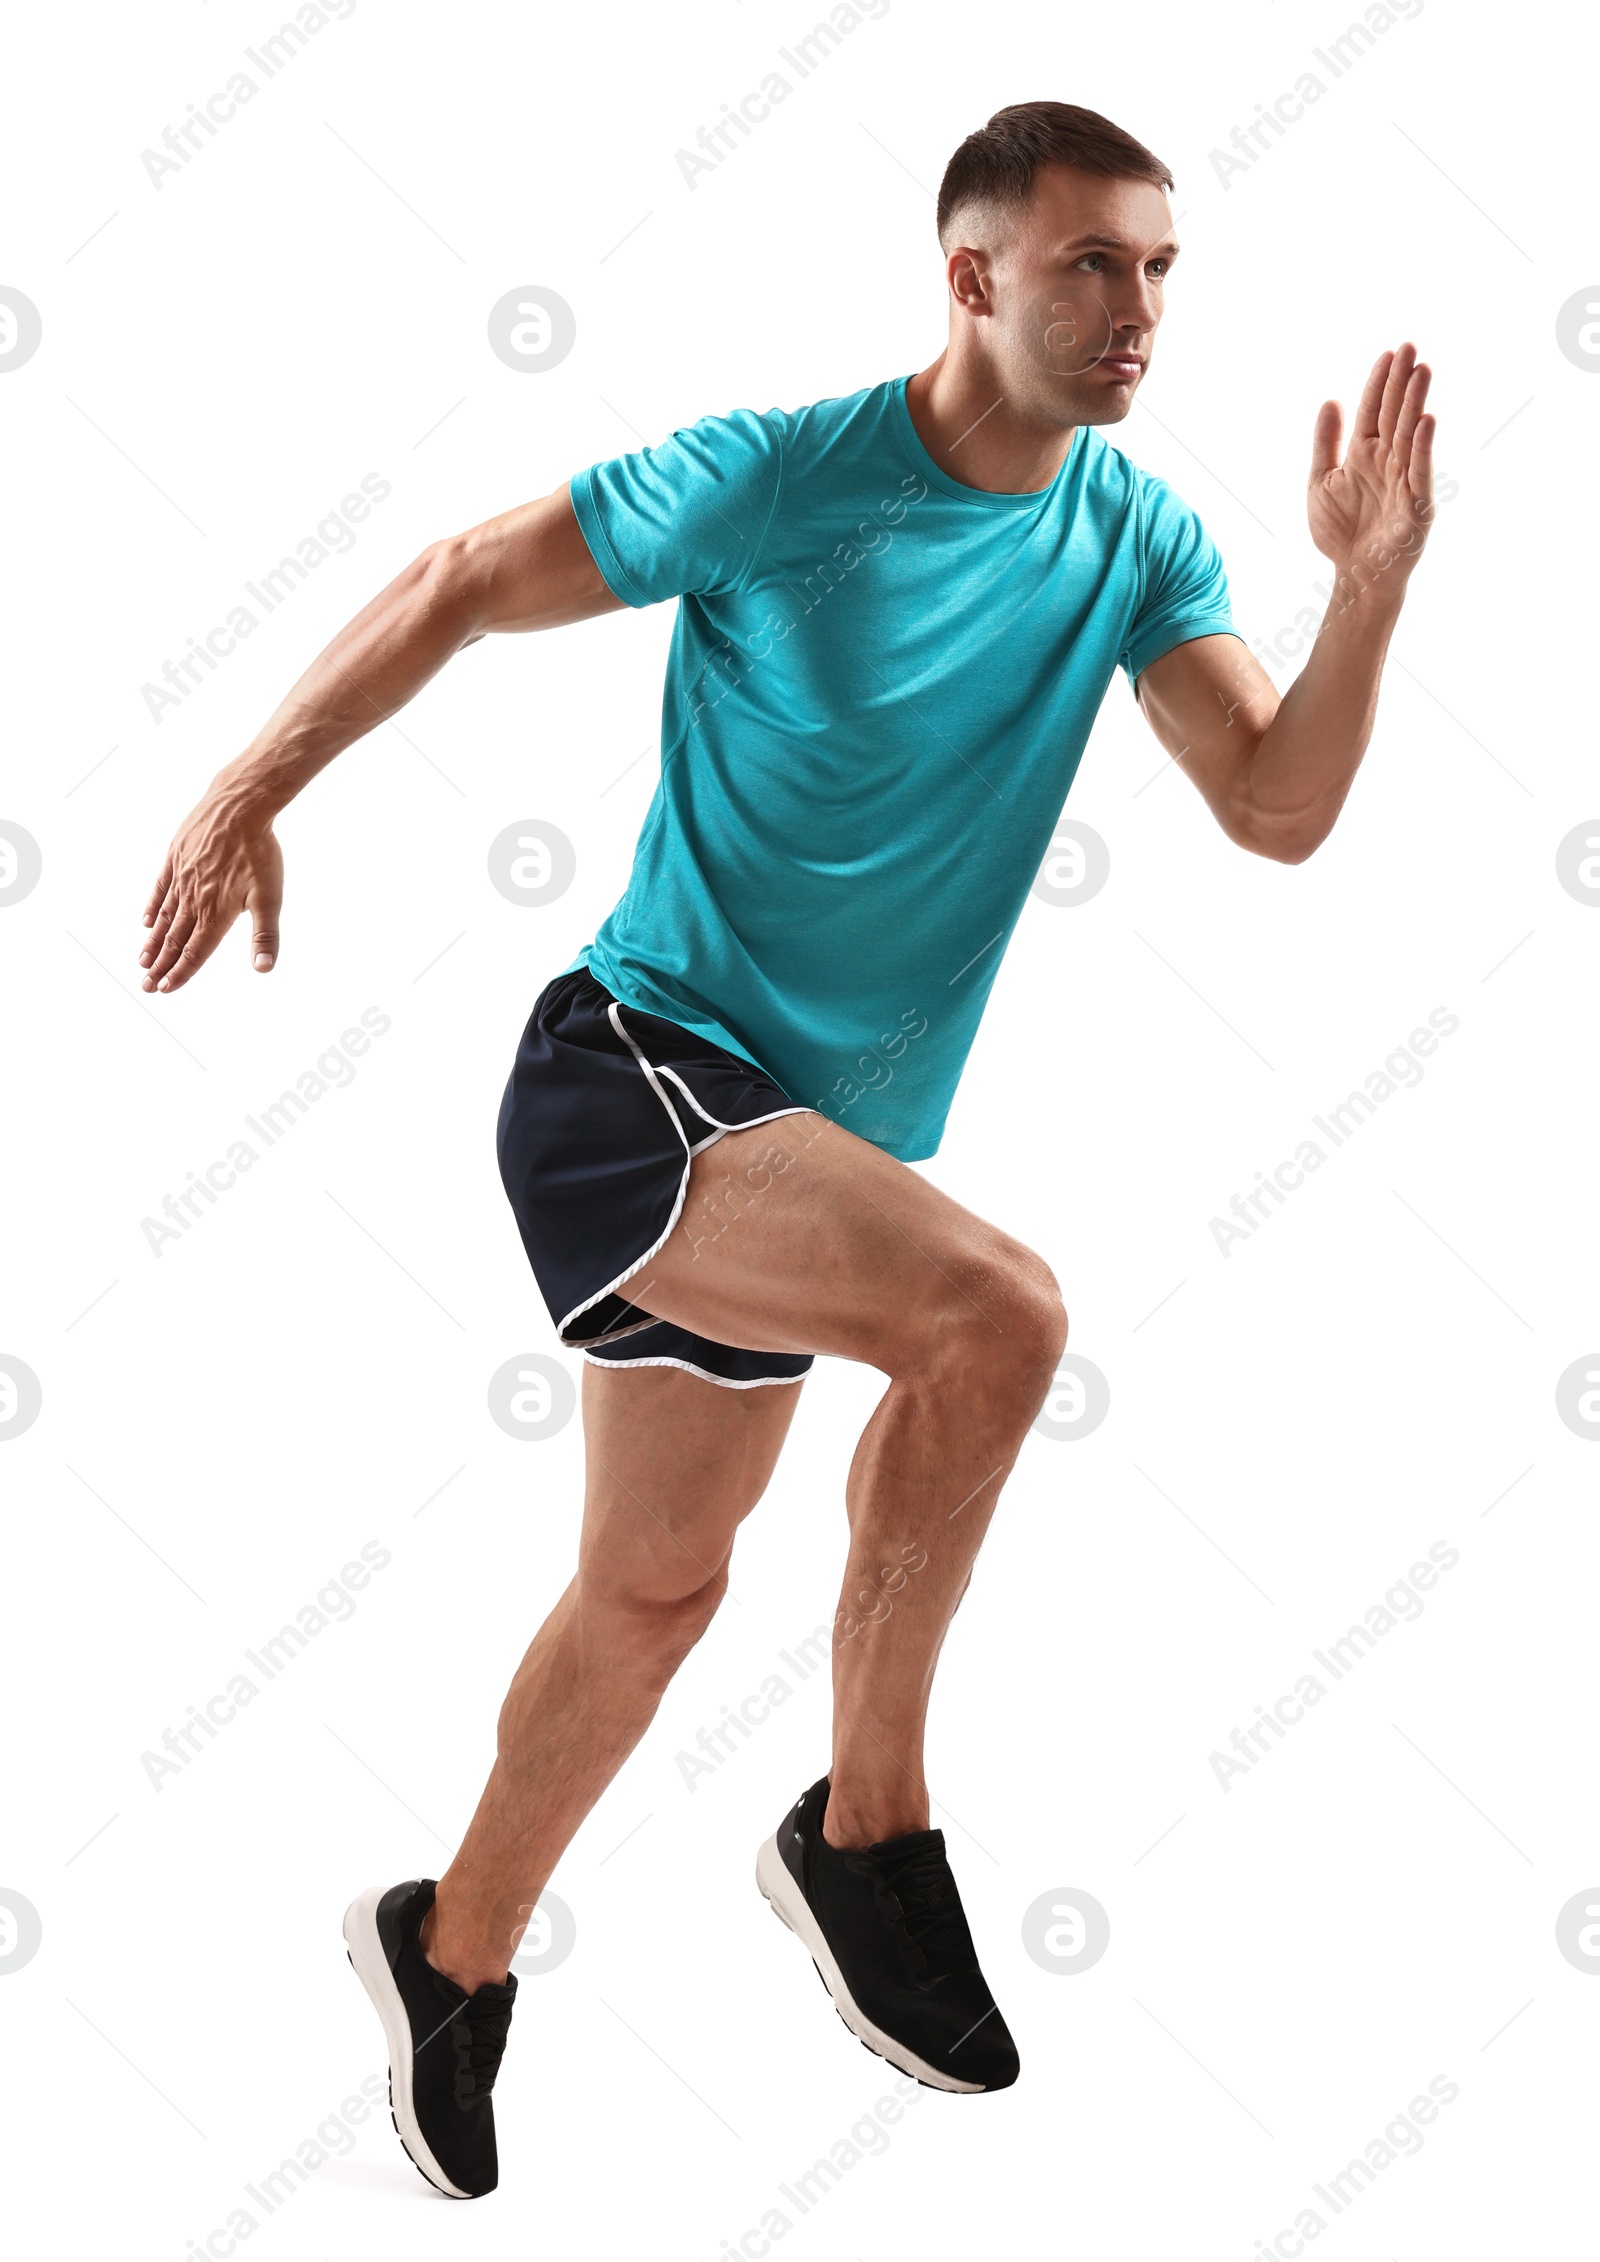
[995,1236,1066,1339]
[913,1244,1066,1393]
[990,1267,1068,1402]
[580,1559,729,1667]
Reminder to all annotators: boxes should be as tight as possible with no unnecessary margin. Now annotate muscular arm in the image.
[140,484,621,991]
[1134,343,1436,866]
[1135,598,1399,864]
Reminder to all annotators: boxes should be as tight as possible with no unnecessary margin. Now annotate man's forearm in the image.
[138,486,618,994]
[209,484,615,821]
[1240,580,1406,862]
[215,542,473,818]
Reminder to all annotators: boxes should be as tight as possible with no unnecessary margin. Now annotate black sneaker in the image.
[756,1776,1019,2092]
[342,1879,517,2198]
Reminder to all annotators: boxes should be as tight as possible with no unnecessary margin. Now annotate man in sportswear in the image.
[139,103,1437,2197]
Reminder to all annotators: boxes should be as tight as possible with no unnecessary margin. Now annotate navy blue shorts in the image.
[497,968,815,1389]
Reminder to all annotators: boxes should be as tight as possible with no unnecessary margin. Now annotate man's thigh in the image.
[625,1112,1061,1371]
[576,1357,803,1607]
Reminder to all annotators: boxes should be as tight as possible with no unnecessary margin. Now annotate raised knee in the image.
[1024,1278,1069,1372]
[950,1250,1067,1382]
[581,1563,728,1665]
[991,1270,1068,1393]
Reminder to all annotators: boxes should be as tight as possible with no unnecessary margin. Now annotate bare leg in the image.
[627,1112,1068,1851]
[423,1362,801,1989]
[428,1109,1064,1985]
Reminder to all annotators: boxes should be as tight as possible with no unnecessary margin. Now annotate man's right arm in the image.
[140,483,622,993]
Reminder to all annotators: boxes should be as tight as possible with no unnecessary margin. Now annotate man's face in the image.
[952,165,1178,428]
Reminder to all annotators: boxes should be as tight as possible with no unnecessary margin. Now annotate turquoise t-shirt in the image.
[569,375,1236,1161]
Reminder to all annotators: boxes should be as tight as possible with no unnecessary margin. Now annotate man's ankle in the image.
[419,1896,510,1993]
[822,1780,930,1850]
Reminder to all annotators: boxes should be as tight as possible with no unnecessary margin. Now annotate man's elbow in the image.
[396,531,491,648]
[1228,806,1329,866]
[415,531,479,617]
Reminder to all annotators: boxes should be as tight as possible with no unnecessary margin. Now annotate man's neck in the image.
[904,354,1077,495]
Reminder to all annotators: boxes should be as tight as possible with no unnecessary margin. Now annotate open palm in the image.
[1308,343,1435,587]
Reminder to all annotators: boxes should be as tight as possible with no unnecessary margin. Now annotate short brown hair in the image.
[936,102,1173,245]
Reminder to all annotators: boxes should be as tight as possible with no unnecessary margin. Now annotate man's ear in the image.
[947,247,993,316]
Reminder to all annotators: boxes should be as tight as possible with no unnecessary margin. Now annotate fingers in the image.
[1407,411,1436,512]
[248,872,282,974]
[139,878,179,969]
[1391,360,1432,466]
[154,927,225,993]
[140,899,196,991]
[142,855,173,927]
[141,901,226,993]
[139,810,280,994]
[144,912,226,994]
[1352,349,1392,440]
[1310,398,1343,481]
[1377,341,1417,451]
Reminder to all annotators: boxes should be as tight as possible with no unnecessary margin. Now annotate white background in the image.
[3,0,1597,2255]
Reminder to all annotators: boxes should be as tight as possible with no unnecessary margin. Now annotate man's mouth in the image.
[1097,355,1145,380]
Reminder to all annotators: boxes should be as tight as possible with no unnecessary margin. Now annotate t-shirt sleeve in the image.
[1118,475,1237,686]
[569,407,785,608]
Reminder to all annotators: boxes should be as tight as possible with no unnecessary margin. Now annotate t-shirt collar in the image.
[888,373,1085,508]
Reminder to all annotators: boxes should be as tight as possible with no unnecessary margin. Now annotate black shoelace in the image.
[854,1843,972,1979]
[451,1989,515,2105]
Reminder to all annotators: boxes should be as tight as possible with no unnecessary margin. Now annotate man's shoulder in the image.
[1080,427,1150,500]
[689,376,902,459]
[1086,430,1205,527]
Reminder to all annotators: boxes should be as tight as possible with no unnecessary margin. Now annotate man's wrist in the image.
[212,748,297,825]
[1323,525,1426,620]
[1319,559,1410,633]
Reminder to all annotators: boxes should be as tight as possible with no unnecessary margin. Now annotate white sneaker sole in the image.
[754,1832,986,2094]
[342,1885,473,2199]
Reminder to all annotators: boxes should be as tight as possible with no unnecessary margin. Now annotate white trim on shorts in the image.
[581,1350,806,1389]
[554,1002,808,1384]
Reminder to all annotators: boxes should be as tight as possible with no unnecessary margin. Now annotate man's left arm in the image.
[1135,343,1436,866]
